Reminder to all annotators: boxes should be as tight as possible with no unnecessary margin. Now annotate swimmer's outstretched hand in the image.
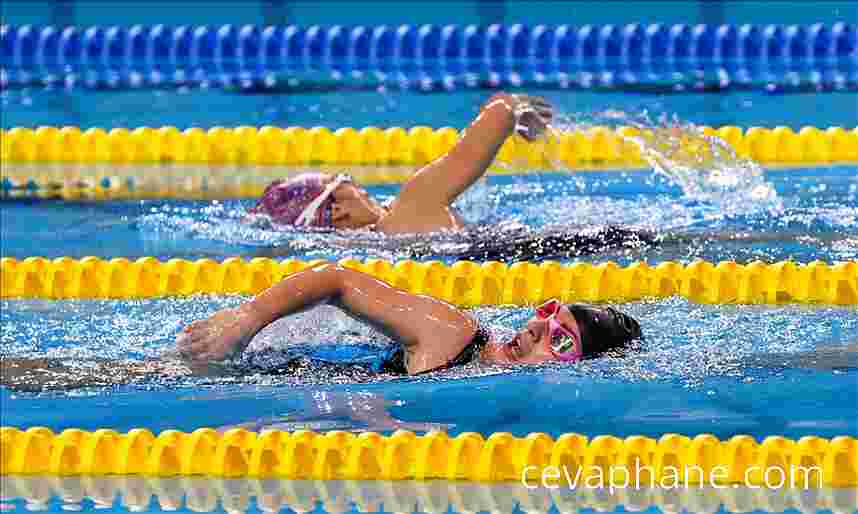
[176,305,264,362]
[511,94,553,142]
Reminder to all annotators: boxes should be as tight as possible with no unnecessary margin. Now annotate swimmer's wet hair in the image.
[565,304,644,359]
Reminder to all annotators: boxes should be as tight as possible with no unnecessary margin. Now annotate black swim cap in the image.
[565,304,643,358]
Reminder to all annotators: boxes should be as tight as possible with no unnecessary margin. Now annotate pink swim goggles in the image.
[535,299,583,362]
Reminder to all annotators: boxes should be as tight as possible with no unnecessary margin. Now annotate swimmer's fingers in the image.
[515,110,550,141]
[527,95,552,112]
[176,320,220,362]
[529,98,553,124]
[180,334,225,360]
[185,331,240,362]
[181,319,205,335]
[516,95,553,120]
[536,104,553,124]
[187,354,219,366]
[176,306,257,363]
[176,320,204,347]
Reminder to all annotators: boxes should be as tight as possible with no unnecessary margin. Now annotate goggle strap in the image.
[294,174,351,227]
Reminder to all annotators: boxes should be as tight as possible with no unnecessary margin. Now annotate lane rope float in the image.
[3,23,855,74]
[1,427,856,485]
[2,257,856,305]
[2,125,856,165]
[3,23,855,91]
[2,125,856,200]
[3,476,855,514]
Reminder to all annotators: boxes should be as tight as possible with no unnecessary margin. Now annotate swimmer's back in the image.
[408,225,656,262]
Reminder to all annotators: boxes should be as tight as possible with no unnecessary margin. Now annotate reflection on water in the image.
[220,389,452,434]
[1,475,856,514]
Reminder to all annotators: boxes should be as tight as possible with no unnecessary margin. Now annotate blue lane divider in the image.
[2,23,855,71]
[1,23,855,92]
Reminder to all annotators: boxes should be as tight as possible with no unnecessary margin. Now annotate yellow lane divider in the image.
[2,428,856,485]
[2,257,857,305]
[2,125,856,166]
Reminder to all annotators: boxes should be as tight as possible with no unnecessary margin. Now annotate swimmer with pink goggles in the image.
[535,299,584,362]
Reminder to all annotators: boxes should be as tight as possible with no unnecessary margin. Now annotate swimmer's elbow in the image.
[310,262,343,274]
[317,263,378,304]
[256,262,348,315]
[308,263,349,297]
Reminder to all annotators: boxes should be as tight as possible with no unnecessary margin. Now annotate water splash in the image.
[540,109,782,226]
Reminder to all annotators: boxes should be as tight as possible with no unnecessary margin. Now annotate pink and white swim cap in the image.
[249,173,351,228]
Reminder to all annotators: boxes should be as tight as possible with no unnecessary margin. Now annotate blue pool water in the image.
[2,161,857,439]
[3,292,857,437]
[2,165,857,264]
[3,86,858,130]
[2,77,858,514]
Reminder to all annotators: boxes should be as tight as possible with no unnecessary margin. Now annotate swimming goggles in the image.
[294,174,353,227]
[535,299,583,362]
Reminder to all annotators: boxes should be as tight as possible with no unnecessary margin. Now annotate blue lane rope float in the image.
[3,23,855,69]
[2,23,855,90]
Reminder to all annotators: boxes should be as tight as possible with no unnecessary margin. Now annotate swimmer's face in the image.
[487,304,584,365]
[330,182,382,229]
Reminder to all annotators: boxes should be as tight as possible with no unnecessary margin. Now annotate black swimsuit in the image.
[233,325,492,378]
[407,225,655,263]
[375,324,492,375]
[254,225,655,264]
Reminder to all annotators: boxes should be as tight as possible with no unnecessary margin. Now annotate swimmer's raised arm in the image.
[177,264,476,366]
[396,93,552,207]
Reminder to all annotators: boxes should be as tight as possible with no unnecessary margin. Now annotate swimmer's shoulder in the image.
[375,204,466,234]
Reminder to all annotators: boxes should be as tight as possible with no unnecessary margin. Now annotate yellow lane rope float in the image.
[1,428,856,485]
[2,125,856,167]
[2,477,856,514]
[2,125,856,200]
[1,257,856,305]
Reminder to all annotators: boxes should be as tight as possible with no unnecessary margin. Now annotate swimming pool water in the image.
[3,86,858,130]
[3,165,857,264]
[3,158,857,443]
[3,68,858,514]
[2,293,857,435]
